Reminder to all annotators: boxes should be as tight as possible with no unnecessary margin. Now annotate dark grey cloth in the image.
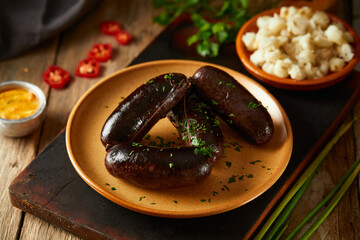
[0,0,99,60]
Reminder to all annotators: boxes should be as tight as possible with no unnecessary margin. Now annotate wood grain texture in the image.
[281,116,360,240]
[16,0,162,239]
[0,38,58,240]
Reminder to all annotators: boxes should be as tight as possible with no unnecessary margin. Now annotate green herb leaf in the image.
[248,101,262,109]
[152,0,250,58]
[228,176,236,184]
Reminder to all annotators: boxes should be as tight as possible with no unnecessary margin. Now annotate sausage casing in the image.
[101,73,190,149]
[191,66,274,144]
[105,93,224,189]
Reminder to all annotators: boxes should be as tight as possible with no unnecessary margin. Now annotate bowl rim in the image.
[0,80,47,123]
[235,7,360,91]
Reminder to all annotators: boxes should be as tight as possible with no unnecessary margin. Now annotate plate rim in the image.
[66,59,293,218]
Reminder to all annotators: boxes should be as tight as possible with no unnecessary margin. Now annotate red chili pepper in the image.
[43,65,71,89]
[75,59,100,78]
[114,30,131,45]
[88,43,112,62]
[100,21,121,35]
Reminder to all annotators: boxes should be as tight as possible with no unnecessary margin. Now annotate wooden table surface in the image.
[1,0,359,239]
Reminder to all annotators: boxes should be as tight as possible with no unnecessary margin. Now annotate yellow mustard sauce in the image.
[0,89,40,119]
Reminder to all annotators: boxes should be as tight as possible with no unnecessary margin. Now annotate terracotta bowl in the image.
[236,8,360,91]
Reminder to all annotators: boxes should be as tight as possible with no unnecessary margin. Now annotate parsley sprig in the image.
[152,0,250,57]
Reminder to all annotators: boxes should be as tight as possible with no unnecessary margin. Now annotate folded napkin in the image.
[0,0,99,60]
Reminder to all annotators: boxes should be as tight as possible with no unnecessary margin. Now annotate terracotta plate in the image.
[66,60,293,218]
[236,8,360,90]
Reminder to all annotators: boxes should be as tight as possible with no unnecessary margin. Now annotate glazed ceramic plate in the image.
[66,60,293,218]
[236,8,360,90]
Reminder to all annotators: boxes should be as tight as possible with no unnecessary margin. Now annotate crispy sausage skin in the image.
[106,144,213,189]
[191,66,274,144]
[105,93,224,189]
[101,73,190,149]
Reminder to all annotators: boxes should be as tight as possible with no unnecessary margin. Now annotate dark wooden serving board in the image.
[9,18,360,240]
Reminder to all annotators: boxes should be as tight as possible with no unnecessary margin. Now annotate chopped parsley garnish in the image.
[145,134,151,140]
[132,142,143,147]
[169,163,174,168]
[223,185,230,191]
[250,160,262,165]
[145,79,154,84]
[194,146,214,157]
[149,141,157,146]
[230,141,239,146]
[213,118,220,127]
[111,187,116,191]
[238,175,244,181]
[129,150,134,156]
[212,191,219,196]
[151,202,156,205]
[162,86,165,92]
[200,199,206,202]
[247,174,254,178]
[164,73,174,80]
[218,80,223,85]
[225,83,235,88]
[139,196,146,201]
[173,200,178,204]
[191,136,205,147]
[156,136,164,147]
[248,101,262,109]
[211,99,218,105]
[235,146,242,152]
[169,153,173,158]
[105,183,110,186]
[105,105,109,108]
[228,176,236,184]
[229,113,235,117]
[225,161,232,167]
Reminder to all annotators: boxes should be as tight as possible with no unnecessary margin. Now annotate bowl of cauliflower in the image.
[236,6,360,90]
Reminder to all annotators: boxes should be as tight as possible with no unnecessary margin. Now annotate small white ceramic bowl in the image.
[0,81,47,137]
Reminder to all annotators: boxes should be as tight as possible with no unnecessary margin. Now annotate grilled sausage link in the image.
[191,66,274,144]
[101,73,190,149]
[105,93,223,189]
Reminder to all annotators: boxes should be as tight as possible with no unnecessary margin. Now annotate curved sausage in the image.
[191,66,274,144]
[105,93,224,189]
[167,92,224,161]
[101,73,190,149]
[106,143,212,189]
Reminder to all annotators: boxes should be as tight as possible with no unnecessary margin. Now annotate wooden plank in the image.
[18,0,162,239]
[281,115,360,240]
[0,38,58,240]
[37,0,163,151]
